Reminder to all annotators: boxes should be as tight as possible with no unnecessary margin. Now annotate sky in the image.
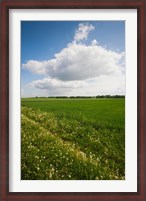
[21,21,125,97]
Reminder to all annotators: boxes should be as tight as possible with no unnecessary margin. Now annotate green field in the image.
[21,98,125,180]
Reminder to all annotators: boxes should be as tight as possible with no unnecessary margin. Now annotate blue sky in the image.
[21,21,125,97]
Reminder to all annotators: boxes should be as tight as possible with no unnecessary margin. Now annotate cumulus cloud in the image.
[22,60,47,75]
[22,43,125,81]
[25,74,125,96]
[91,39,98,46]
[74,23,94,42]
[22,22,125,96]
[27,78,88,89]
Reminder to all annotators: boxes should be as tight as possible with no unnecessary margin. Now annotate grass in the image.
[21,98,125,180]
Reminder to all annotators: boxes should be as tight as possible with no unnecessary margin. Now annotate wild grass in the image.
[21,98,125,180]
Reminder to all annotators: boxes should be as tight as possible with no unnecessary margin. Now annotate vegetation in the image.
[21,98,125,180]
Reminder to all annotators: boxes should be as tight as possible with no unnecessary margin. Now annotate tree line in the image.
[35,95,125,99]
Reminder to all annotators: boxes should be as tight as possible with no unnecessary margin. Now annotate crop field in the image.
[21,98,125,180]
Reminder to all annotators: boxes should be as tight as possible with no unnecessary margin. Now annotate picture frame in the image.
[0,0,145,200]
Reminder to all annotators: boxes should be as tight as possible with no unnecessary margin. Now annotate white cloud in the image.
[74,23,94,42]
[22,43,125,81]
[27,78,88,89]
[91,39,98,46]
[24,74,125,97]
[22,60,48,75]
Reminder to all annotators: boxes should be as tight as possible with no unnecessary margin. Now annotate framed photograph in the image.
[0,0,145,200]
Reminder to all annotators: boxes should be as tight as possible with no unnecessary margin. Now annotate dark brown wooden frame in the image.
[0,0,145,200]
